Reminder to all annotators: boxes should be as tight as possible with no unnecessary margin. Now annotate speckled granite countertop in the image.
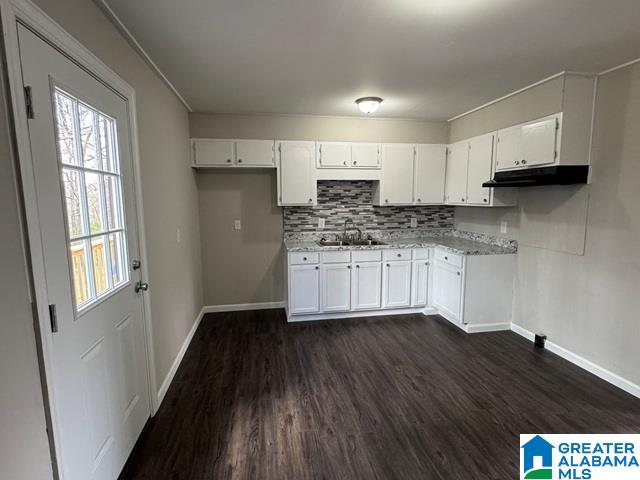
[284,236,516,256]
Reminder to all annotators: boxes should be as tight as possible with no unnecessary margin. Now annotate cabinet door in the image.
[445,141,469,205]
[495,124,523,171]
[193,139,234,166]
[352,262,382,310]
[433,262,462,323]
[235,140,275,167]
[278,142,316,205]
[381,144,415,205]
[289,264,320,314]
[414,144,446,204]
[318,142,350,168]
[411,260,430,307]
[351,143,380,168]
[321,263,351,312]
[466,133,494,205]
[382,261,412,308]
[522,116,559,167]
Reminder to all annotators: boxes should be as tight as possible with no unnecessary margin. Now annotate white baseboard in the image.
[202,301,285,314]
[510,323,640,400]
[465,322,511,333]
[287,307,437,323]
[155,307,205,410]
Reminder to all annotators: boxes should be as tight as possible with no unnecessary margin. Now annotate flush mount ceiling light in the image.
[355,96,383,114]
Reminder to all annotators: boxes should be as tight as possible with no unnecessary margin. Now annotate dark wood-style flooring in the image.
[120,310,640,479]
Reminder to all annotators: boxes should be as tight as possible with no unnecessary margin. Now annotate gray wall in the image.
[451,66,640,385]
[192,113,448,305]
[0,64,53,480]
[0,1,203,476]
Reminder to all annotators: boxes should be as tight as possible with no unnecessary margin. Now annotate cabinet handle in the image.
[347,265,351,269]
[315,266,319,270]
[417,198,421,202]
[515,160,521,165]
[226,158,232,163]
[457,271,461,276]
[308,198,313,203]
[343,161,347,166]
[385,199,389,203]
[386,263,390,267]
[397,253,401,257]
[425,262,429,266]
[444,256,448,260]
[238,158,243,163]
[303,257,308,261]
[356,265,360,268]
[461,198,465,202]
[353,161,357,165]
[483,198,488,203]
[522,159,527,165]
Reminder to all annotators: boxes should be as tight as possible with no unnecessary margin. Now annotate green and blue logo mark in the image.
[521,435,554,479]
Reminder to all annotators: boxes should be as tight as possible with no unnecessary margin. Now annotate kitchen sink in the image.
[316,240,349,246]
[349,240,386,246]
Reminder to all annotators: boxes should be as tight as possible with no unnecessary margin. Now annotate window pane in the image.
[79,104,99,170]
[92,236,109,295]
[62,168,86,237]
[108,232,127,286]
[103,175,122,230]
[85,172,104,234]
[70,239,91,305]
[54,92,78,166]
[98,115,118,173]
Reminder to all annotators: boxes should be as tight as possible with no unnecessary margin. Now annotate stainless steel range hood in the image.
[482,166,589,188]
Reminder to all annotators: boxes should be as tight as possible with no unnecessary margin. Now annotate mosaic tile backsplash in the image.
[283,180,455,233]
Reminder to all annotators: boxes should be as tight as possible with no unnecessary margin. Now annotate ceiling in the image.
[105,0,640,119]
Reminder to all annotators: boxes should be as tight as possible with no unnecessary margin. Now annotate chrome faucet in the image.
[342,218,362,242]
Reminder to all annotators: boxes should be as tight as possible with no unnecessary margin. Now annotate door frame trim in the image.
[0,1,158,477]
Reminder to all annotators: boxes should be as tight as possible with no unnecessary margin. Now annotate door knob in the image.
[131,259,141,270]
[135,282,149,293]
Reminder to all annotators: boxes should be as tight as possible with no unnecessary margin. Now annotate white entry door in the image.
[18,25,150,480]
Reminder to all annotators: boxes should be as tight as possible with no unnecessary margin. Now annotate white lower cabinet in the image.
[289,264,320,314]
[411,260,430,307]
[382,260,412,308]
[351,261,382,310]
[432,260,463,323]
[321,263,352,312]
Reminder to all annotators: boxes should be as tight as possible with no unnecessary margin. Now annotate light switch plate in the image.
[410,217,418,228]
[318,218,325,229]
[500,221,508,234]
[234,219,241,230]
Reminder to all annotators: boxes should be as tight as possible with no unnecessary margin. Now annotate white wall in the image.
[451,66,640,386]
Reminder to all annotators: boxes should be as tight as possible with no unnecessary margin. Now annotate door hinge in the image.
[48,304,58,333]
[278,143,282,153]
[24,86,34,119]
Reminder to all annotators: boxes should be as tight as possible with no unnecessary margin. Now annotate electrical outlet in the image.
[234,219,241,231]
[500,221,508,234]
[318,218,325,229]
[410,217,418,228]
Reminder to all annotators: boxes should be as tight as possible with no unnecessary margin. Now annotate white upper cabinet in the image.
[376,144,415,205]
[192,139,234,166]
[317,142,351,168]
[317,142,380,169]
[466,133,494,205]
[351,143,380,168]
[277,141,317,206]
[495,123,525,172]
[445,141,469,205]
[235,140,275,167]
[192,139,275,167]
[521,114,560,167]
[414,144,446,204]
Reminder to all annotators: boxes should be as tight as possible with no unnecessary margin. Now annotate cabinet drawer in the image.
[383,249,411,261]
[352,250,382,262]
[434,249,463,268]
[412,248,431,260]
[289,252,319,265]
[321,251,351,264]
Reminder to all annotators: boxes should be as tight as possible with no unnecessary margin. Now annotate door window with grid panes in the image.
[54,88,129,311]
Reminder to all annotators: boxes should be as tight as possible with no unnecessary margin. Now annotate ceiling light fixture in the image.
[355,96,383,114]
